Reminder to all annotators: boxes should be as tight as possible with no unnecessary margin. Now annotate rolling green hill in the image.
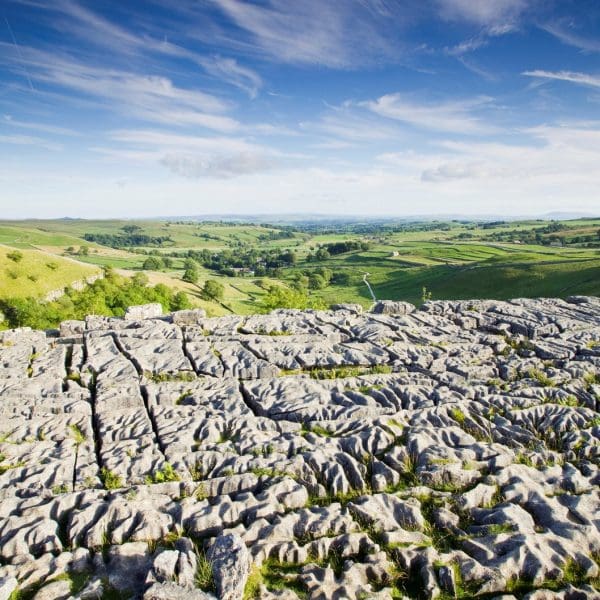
[0,245,100,299]
[0,218,598,318]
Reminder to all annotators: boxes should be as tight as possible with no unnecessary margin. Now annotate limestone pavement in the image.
[0,297,599,599]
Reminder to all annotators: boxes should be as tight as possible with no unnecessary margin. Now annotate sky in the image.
[1,0,599,219]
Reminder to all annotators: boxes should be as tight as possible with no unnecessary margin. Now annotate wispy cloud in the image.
[301,106,401,143]
[541,22,600,53]
[362,93,497,134]
[208,0,407,68]
[196,56,262,99]
[0,133,62,151]
[523,69,600,89]
[1,43,239,131]
[436,0,530,29]
[8,0,264,98]
[2,114,79,136]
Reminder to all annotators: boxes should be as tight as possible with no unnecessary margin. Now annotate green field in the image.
[0,217,598,317]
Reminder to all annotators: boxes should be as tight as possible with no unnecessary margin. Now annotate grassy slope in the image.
[0,246,100,298]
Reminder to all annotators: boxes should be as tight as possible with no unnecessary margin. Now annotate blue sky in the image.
[1,0,599,218]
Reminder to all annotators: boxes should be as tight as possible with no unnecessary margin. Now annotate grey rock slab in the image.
[208,533,250,600]
[370,300,416,316]
[32,579,71,600]
[144,582,216,600]
[106,542,152,592]
[120,337,192,375]
[170,308,207,326]
[124,303,163,320]
[0,576,18,600]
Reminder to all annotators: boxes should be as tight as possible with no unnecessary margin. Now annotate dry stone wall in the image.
[0,297,599,599]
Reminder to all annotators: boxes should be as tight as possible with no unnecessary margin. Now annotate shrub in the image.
[6,250,23,263]
[100,468,123,490]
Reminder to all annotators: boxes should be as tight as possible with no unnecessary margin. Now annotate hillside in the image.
[0,297,599,598]
[0,245,100,300]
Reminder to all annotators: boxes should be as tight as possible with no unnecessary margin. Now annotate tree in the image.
[172,291,192,311]
[143,256,164,270]
[259,285,326,312]
[122,224,142,234]
[182,267,199,284]
[314,247,330,261]
[308,274,327,290]
[202,279,224,301]
[183,258,198,271]
[332,271,351,285]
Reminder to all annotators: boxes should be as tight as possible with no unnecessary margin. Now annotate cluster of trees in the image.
[0,269,191,330]
[482,222,599,246]
[183,248,297,276]
[288,267,355,293]
[306,240,370,261]
[84,226,173,249]
[66,246,91,256]
[143,256,175,270]
[179,259,225,302]
[257,229,296,241]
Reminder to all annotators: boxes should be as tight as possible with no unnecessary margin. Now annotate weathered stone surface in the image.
[0,297,599,599]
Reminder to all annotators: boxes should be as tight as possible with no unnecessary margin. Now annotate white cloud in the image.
[92,128,285,178]
[523,70,600,89]
[421,161,506,182]
[197,56,262,99]
[436,0,529,28]
[161,152,277,178]
[209,0,404,68]
[363,93,497,134]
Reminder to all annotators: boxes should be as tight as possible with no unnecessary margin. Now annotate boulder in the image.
[125,303,163,320]
[370,300,415,315]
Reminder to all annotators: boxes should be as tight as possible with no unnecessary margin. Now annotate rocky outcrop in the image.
[0,297,599,599]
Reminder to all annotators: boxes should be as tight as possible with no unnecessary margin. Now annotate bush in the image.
[6,250,23,263]
[0,270,193,329]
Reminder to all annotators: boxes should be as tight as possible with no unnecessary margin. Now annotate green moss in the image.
[69,424,86,445]
[449,406,466,425]
[145,463,181,484]
[528,368,555,387]
[100,468,123,490]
